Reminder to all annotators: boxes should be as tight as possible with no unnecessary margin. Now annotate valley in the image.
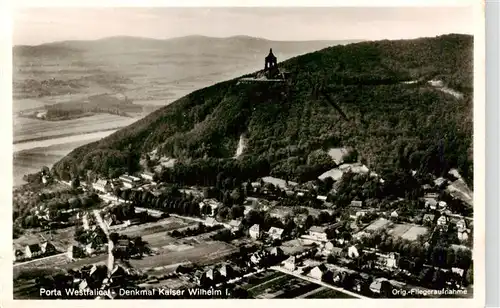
[13,35,342,186]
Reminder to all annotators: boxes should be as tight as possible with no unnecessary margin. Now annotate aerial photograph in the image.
[12,7,475,300]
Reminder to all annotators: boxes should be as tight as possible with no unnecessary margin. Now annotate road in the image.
[270,266,368,299]
[92,209,114,275]
[93,209,109,236]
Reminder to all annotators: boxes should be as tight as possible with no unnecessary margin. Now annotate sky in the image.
[13,7,474,46]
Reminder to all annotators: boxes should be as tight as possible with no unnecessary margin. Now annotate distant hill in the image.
[13,35,351,103]
[53,34,473,187]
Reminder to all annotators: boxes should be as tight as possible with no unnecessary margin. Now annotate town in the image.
[13,149,474,299]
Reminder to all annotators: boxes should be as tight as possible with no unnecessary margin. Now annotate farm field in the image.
[13,253,72,274]
[242,270,331,299]
[130,241,237,270]
[13,113,138,143]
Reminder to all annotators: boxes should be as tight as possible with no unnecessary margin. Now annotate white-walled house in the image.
[268,227,284,240]
[249,224,260,239]
[347,245,360,259]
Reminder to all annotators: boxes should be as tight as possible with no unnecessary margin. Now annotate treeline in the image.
[45,94,142,120]
[53,34,473,188]
[169,223,224,238]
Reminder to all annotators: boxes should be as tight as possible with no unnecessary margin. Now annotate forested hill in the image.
[53,34,473,187]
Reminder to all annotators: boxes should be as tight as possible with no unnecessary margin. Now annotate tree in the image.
[41,166,50,176]
[230,188,244,205]
[217,207,230,221]
[465,264,473,285]
[71,176,80,189]
[109,232,119,244]
[230,205,245,220]
[68,197,81,209]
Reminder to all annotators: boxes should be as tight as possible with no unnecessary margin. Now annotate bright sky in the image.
[13,7,474,46]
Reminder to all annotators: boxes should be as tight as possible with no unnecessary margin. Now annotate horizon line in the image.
[12,32,473,48]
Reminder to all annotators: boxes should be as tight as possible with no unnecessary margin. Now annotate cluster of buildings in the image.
[92,172,156,193]
[13,241,57,262]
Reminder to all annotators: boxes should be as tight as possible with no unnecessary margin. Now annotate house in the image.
[369,278,389,294]
[93,179,112,193]
[13,249,24,261]
[229,220,242,231]
[309,264,329,280]
[317,195,328,202]
[268,227,284,240]
[425,198,438,210]
[424,192,440,199]
[205,217,218,227]
[385,252,399,269]
[323,242,343,256]
[79,279,89,291]
[422,184,433,191]
[25,244,42,259]
[451,267,465,277]
[437,215,449,226]
[85,242,99,255]
[456,219,471,241]
[456,219,467,231]
[434,177,448,188]
[218,264,234,278]
[308,226,328,241]
[269,247,284,257]
[40,242,56,255]
[140,171,154,181]
[250,252,263,265]
[350,201,363,208]
[438,201,448,210]
[204,268,216,281]
[249,224,260,239]
[457,228,470,242]
[119,175,141,188]
[283,256,296,271]
[390,211,399,219]
[347,245,359,259]
[423,214,435,225]
[199,199,222,216]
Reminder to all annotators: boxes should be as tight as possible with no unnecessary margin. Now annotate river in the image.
[13,130,117,153]
[13,130,118,187]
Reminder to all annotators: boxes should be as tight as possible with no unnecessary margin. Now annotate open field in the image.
[13,113,138,143]
[130,241,237,269]
[390,224,429,241]
[365,218,392,232]
[13,253,72,275]
[118,216,196,239]
[241,270,340,299]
